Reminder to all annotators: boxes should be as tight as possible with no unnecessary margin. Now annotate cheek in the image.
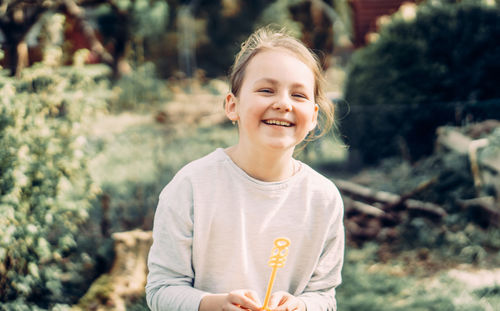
[296,105,317,125]
[240,101,267,120]
[238,107,262,130]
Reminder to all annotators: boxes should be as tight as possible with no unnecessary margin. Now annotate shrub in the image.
[0,65,110,309]
[342,2,500,164]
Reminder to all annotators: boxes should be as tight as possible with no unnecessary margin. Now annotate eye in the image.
[258,88,274,94]
[292,93,308,100]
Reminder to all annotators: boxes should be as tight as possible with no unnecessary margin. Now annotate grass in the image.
[337,244,500,311]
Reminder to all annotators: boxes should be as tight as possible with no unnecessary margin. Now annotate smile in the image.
[263,120,293,127]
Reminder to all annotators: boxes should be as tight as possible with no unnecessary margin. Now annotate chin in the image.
[264,140,298,152]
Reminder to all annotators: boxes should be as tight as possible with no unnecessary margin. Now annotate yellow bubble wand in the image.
[261,238,291,311]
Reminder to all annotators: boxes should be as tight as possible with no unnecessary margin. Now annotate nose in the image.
[272,95,292,112]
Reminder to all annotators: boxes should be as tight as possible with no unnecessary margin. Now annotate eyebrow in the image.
[253,78,309,90]
[254,78,278,86]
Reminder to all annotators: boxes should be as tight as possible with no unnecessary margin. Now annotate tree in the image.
[0,0,49,77]
[93,0,169,77]
[0,0,168,78]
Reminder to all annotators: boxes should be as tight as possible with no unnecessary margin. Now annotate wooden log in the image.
[435,126,471,155]
[468,138,489,194]
[405,199,447,219]
[335,178,446,219]
[334,179,400,205]
[343,196,386,217]
[436,124,500,197]
[383,177,438,210]
[465,119,500,139]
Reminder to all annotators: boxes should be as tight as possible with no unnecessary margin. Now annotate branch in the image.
[343,196,385,217]
[405,199,447,219]
[334,178,400,205]
[383,177,438,210]
[62,0,113,64]
[308,0,353,47]
[335,178,447,219]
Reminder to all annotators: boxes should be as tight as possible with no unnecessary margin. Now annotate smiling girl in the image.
[146,27,344,311]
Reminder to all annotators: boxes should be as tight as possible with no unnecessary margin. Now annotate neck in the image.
[225,144,296,182]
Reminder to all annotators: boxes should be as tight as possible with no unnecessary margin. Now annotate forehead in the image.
[243,48,315,89]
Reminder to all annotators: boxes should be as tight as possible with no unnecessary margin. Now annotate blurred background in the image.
[1,0,500,310]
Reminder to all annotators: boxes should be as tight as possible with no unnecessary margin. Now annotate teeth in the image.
[264,120,292,127]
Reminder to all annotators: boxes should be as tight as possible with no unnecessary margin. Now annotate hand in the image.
[224,290,262,310]
[199,290,262,311]
[267,291,306,311]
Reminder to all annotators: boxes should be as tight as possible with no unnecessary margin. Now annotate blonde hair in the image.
[228,26,335,142]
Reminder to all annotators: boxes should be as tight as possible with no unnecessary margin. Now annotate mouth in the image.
[262,119,294,127]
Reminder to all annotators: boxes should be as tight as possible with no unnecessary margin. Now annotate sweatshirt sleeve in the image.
[298,188,345,311]
[146,177,207,311]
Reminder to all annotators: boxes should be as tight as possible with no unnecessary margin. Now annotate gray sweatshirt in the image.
[146,148,344,311]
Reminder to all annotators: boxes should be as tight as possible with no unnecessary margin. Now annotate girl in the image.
[146,27,344,311]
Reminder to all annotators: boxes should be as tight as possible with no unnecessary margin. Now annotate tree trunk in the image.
[73,229,153,311]
[15,41,29,78]
[0,5,47,77]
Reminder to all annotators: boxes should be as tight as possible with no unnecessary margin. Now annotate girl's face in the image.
[226,49,318,153]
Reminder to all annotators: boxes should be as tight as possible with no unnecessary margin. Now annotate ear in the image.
[308,104,319,132]
[225,92,239,122]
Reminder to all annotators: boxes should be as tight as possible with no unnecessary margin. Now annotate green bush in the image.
[342,2,500,164]
[0,65,111,309]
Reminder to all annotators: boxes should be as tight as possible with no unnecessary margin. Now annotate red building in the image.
[350,0,417,47]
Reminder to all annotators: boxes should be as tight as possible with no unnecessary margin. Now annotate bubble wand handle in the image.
[261,238,290,311]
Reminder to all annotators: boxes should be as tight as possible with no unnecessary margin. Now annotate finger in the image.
[227,291,262,310]
[272,295,303,311]
[226,302,257,311]
[273,302,298,311]
[244,290,262,306]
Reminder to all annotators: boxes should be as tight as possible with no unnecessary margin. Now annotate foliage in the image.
[95,0,169,50]
[129,0,169,39]
[0,64,111,309]
[193,0,270,77]
[255,0,303,36]
[342,1,500,164]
